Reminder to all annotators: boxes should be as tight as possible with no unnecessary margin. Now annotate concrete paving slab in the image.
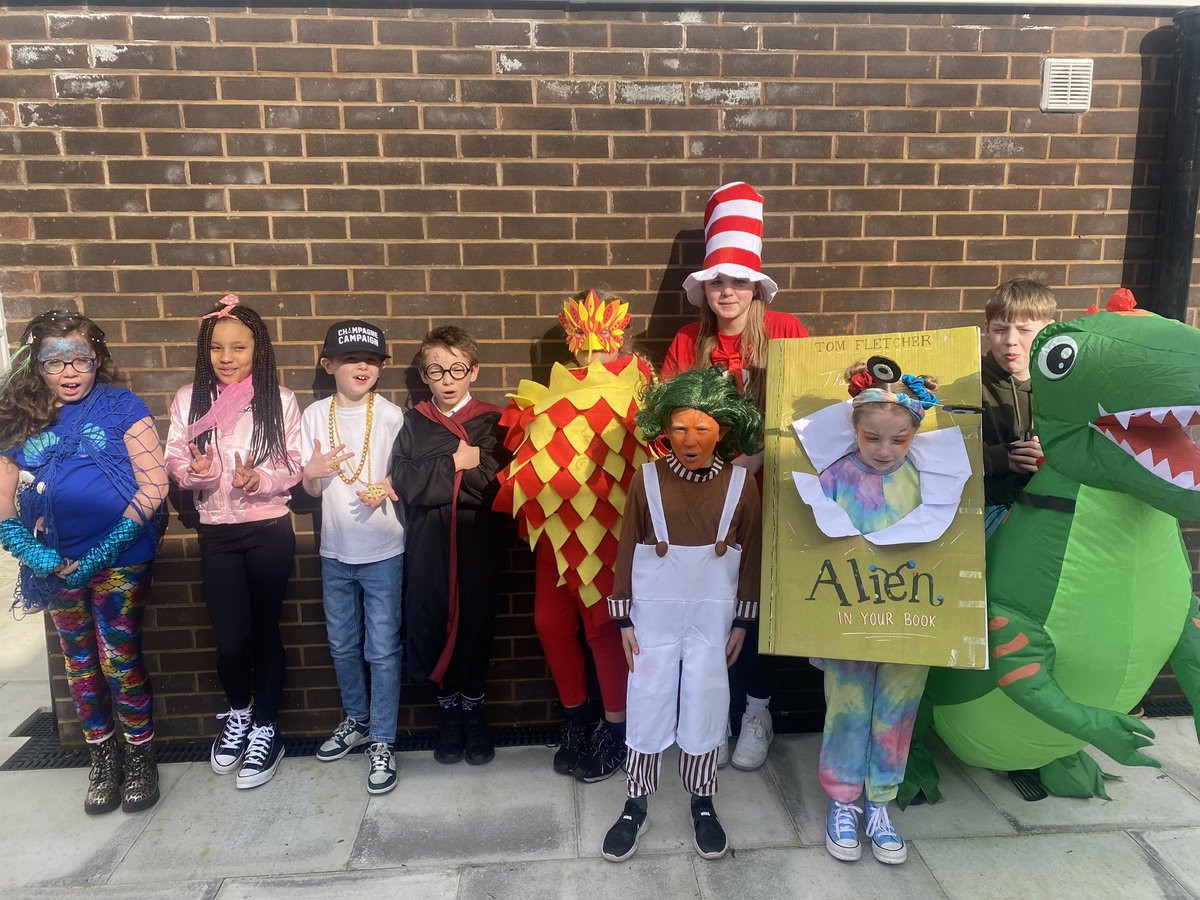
[961,748,1200,832]
[216,867,458,899]
[349,746,577,870]
[0,677,51,737]
[917,831,1190,900]
[1133,827,1200,898]
[110,757,369,883]
[0,607,52,684]
[694,845,947,899]
[767,732,1018,845]
[0,764,186,888]
[459,855,702,900]
[1137,717,1200,802]
[576,744,798,859]
[20,882,221,900]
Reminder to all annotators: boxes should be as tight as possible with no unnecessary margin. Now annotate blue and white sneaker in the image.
[825,799,863,861]
[864,800,906,864]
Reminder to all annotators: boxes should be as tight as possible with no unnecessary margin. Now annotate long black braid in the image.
[187,303,292,470]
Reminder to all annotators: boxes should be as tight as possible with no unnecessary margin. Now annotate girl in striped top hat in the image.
[662,181,809,773]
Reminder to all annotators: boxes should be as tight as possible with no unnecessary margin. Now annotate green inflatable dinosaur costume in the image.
[902,291,1200,802]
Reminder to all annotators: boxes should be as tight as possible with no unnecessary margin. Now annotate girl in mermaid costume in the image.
[0,310,168,815]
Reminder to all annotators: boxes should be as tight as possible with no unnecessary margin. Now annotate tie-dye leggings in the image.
[819,659,928,804]
[47,564,154,746]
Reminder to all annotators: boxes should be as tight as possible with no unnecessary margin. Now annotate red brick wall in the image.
[1,5,1197,743]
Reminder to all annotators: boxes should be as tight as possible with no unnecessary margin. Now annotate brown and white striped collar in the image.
[665,453,725,483]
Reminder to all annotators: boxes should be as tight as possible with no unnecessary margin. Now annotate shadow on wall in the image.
[1122,25,1178,299]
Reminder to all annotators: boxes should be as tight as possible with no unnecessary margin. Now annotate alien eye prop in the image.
[1037,335,1078,380]
[867,355,900,384]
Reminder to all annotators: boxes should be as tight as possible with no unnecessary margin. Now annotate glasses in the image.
[423,362,471,381]
[40,356,96,375]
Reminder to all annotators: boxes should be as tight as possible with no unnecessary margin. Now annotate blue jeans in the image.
[321,554,404,745]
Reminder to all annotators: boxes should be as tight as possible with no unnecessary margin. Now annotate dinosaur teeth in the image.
[1149,408,1170,424]
[1174,469,1197,490]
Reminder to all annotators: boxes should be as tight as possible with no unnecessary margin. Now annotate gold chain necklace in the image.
[328,392,374,486]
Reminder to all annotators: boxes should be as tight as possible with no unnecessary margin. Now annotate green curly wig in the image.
[637,366,763,460]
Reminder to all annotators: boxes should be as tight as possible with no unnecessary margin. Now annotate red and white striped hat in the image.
[682,181,779,307]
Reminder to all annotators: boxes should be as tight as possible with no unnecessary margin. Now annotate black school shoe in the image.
[602,798,649,862]
[434,705,465,764]
[463,708,495,765]
[553,714,590,775]
[691,795,729,860]
[574,720,627,783]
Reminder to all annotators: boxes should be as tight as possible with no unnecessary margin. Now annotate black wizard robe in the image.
[389,398,507,689]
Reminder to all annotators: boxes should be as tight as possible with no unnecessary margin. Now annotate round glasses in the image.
[423,362,471,381]
[40,356,97,375]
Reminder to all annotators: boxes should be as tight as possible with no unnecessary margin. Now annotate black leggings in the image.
[198,515,295,726]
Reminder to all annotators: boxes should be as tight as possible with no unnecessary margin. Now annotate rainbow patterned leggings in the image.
[47,564,154,746]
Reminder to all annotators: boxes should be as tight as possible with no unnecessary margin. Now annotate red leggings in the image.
[534,540,628,715]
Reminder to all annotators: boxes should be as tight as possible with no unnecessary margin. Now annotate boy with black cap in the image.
[300,320,406,794]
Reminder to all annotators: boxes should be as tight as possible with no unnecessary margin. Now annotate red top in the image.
[661,309,809,380]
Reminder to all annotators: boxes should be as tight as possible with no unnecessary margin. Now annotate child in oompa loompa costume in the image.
[600,366,763,863]
[494,291,657,782]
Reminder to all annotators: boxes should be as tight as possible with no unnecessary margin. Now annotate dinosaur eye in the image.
[1037,335,1078,380]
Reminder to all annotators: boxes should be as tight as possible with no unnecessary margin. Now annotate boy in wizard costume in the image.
[390,326,509,766]
[494,290,658,782]
[601,366,763,862]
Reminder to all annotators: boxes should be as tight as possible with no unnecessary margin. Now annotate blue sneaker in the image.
[825,799,862,861]
[864,800,906,864]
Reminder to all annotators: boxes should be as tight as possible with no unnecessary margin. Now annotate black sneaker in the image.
[574,721,627,783]
[235,723,285,789]
[434,705,464,764]
[463,709,495,765]
[602,798,649,862]
[210,707,253,775]
[553,715,590,775]
[691,795,729,860]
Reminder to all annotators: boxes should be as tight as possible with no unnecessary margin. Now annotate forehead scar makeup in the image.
[38,335,92,361]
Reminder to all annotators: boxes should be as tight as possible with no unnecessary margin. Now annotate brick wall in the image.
[1,5,1197,744]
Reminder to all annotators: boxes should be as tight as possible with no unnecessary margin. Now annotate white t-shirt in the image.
[300,393,406,564]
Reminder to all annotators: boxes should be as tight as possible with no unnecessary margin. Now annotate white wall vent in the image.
[1040,58,1094,113]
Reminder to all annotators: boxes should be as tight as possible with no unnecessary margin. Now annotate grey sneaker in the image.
[366,742,398,795]
[316,716,371,762]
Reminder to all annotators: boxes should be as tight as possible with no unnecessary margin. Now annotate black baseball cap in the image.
[320,320,390,360]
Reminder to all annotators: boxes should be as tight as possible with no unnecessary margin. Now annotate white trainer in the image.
[731,711,774,771]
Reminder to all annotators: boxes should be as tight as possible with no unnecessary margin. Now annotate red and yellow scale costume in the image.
[494,293,658,613]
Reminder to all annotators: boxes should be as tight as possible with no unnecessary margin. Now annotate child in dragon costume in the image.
[493,290,657,782]
[902,290,1200,804]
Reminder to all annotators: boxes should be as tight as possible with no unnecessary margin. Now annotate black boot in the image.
[574,719,627,783]
[434,700,464,764]
[84,735,124,815]
[553,705,592,775]
[122,740,160,812]
[462,696,495,765]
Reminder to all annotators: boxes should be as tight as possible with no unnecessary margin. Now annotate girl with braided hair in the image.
[0,310,168,815]
[601,367,763,863]
[165,295,302,790]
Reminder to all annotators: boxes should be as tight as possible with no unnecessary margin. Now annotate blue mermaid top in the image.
[4,383,159,568]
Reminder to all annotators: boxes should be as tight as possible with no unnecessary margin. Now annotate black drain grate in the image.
[4,701,1192,771]
[1,708,564,770]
